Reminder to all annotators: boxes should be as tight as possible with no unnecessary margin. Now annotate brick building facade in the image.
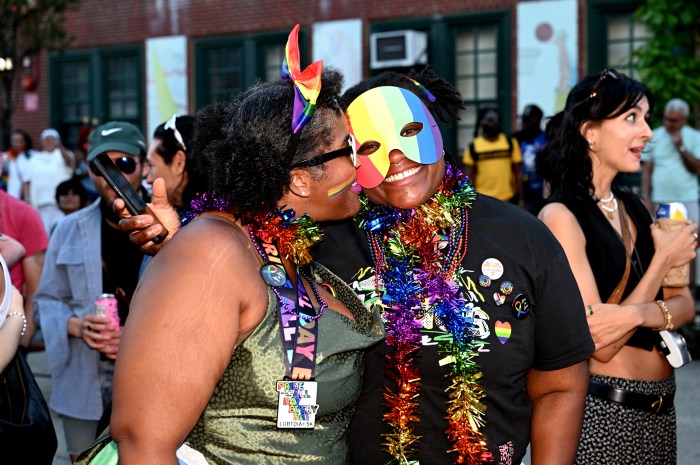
[8,0,646,156]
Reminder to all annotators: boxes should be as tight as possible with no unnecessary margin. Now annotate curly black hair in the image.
[340,67,463,124]
[537,69,653,202]
[339,66,464,166]
[190,67,345,222]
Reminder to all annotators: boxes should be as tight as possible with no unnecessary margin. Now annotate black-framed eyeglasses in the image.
[291,134,357,168]
[164,114,187,152]
[588,69,621,100]
[113,156,137,174]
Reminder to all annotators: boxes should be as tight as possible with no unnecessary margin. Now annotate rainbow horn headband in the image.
[282,24,324,134]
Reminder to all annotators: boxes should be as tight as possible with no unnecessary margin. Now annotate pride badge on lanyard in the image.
[346,86,443,188]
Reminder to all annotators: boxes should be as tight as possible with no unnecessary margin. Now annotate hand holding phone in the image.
[90,152,169,244]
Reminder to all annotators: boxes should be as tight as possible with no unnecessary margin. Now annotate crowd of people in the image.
[0,23,698,465]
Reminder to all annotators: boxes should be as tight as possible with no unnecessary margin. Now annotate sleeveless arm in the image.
[538,203,638,361]
[110,216,268,464]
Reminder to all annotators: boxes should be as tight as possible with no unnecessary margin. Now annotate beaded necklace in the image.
[185,194,327,313]
[596,192,618,220]
[247,209,328,318]
[355,165,492,464]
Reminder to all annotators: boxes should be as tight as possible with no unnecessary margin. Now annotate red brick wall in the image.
[64,0,514,46]
[9,0,559,147]
[11,50,50,151]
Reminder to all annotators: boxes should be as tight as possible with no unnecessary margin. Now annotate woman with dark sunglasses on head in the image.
[76,26,382,465]
[146,114,205,217]
[537,69,697,464]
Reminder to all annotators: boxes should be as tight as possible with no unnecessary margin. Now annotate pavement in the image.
[27,330,700,465]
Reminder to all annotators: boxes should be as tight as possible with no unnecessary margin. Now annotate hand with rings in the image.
[82,313,115,352]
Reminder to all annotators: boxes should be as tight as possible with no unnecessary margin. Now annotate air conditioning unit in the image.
[370,30,428,69]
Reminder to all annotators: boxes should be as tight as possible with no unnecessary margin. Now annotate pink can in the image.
[95,293,120,329]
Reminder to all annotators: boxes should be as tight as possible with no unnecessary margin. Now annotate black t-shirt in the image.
[100,200,143,325]
[315,194,595,464]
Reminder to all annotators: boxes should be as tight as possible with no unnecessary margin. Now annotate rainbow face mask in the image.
[346,86,443,188]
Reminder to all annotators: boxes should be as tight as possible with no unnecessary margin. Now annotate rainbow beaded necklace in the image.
[355,165,492,464]
[186,193,323,268]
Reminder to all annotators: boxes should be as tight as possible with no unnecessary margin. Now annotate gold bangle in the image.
[654,300,673,331]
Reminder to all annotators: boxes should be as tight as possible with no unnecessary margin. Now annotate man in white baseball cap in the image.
[23,128,75,233]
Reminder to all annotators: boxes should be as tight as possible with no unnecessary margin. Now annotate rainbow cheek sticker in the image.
[327,172,358,198]
[346,86,443,188]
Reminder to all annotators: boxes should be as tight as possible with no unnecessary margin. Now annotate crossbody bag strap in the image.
[607,201,633,305]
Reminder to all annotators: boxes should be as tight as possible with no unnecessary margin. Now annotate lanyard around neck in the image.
[252,234,321,380]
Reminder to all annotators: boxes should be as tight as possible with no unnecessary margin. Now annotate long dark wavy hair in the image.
[189,68,345,222]
[537,69,654,201]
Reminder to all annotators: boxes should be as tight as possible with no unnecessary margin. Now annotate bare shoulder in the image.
[538,202,587,252]
[538,201,577,225]
[133,212,268,336]
[146,213,256,279]
[112,213,270,446]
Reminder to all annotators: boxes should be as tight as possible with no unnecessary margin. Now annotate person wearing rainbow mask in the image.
[110,64,594,465]
[313,68,594,465]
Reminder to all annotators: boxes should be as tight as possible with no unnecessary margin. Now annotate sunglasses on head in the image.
[290,134,357,169]
[164,114,187,152]
[588,69,621,100]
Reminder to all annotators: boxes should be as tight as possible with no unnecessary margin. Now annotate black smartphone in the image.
[90,152,169,244]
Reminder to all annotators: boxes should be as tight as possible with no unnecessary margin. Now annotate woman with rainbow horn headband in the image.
[112,68,593,463]
[75,25,382,464]
[312,69,594,465]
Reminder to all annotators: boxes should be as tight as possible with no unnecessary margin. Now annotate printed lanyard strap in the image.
[257,239,320,380]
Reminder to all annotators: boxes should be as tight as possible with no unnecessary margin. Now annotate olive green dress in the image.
[186,262,383,464]
[76,263,383,465]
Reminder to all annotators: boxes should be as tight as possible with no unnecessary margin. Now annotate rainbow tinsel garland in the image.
[355,164,493,465]
[185,192,322,266]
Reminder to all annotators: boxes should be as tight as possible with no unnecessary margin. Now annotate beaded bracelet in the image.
[654,300,673,332]
[7,311,27,337]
